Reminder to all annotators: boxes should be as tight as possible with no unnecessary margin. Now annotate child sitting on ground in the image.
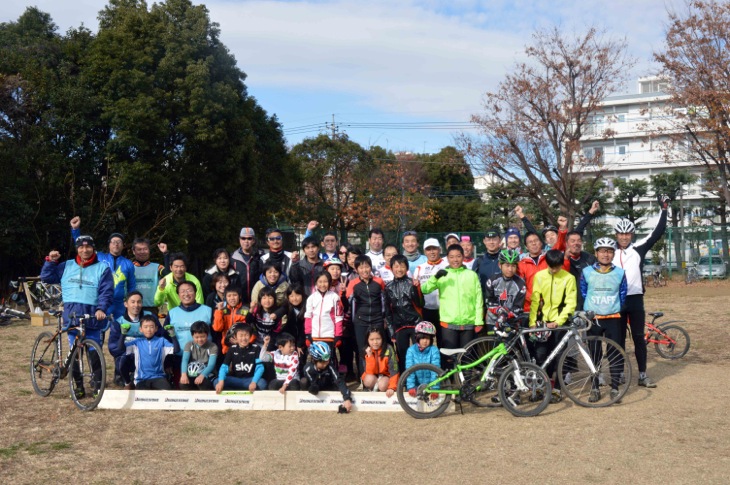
[215,324,267,393]
[212,285,249,355]
[260,333,301,393]
[404,321,441,396]
[362,326,399,397]
[301,341,353,412]
[179,321,218,391]
[247,287,285,351]
[118,315,175,390]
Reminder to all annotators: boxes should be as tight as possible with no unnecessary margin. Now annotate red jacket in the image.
[212,303,248,354]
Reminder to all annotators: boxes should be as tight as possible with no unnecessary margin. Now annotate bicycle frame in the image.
[37,312,88,380]
[517,325,598,375]
[645,315,685,346]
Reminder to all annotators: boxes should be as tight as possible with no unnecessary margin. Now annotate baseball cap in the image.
[460,235,471,242]
[423,238,441,250]
[484,227,500,238]
[240,227,255,238]
[445,232,459,242]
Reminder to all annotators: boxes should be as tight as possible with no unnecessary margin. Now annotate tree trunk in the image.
[671,210,683,268]
[720,206,729,263]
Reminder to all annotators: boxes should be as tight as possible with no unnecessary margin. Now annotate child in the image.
[324,258,356,379]
[247,287,285,350]
[346,255,385,373]
[377,244,401,283]
[580,238,627,402]
[282,284,307,359]
[118,315,175,390]
[250,262,289,307]
[180,321,218,390]
[404,321,441,395]
[383,254,424,371]
[301,341,353,412]
[305,272,344,360]
[484,249,527,333]
[260,333,301,392]
[529,249,577,403]
[215,324,267,393]
[362,326,399,397]
[324,257,348,295]
[212,285,249,355]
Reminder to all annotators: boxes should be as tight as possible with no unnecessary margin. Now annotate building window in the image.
[618,145,627,155]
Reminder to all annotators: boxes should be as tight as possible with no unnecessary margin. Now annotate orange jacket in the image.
[361,345,399,390]
[212,303,248,354]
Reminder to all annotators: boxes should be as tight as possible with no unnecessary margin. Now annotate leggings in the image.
[590,317,624,390]
[393,327,416,373]
[620,295,648,373]
[440,327,475,368]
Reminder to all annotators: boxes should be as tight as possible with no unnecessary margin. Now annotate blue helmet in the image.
[309,341,331,362]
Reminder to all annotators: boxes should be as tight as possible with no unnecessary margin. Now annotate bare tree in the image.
[461,27,634,226]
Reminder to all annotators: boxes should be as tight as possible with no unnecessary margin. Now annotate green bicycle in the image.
[396,319,551,419]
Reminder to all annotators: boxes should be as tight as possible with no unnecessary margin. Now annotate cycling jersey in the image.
[413,259,448,309]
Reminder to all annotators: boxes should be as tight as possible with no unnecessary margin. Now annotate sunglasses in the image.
[267,236,283,241]
[338,250,347,255]
[239,237,254,241]
[403,231,418,237]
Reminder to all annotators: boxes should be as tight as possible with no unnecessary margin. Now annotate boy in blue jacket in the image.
[117,315,176,390]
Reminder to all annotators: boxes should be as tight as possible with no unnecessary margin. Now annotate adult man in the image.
[303,220,338,261]
[154,253,204,310]
[412,238,448,341]
[460,235,476,270]
[401,230,427,273]
[70,216,136,320]
[365,228,386,275]
[612,195,669,388]
[473,227,502,290]
[260,228,294,278]
[41,235,113,396]
[290,236,325,296]
[564,231,596,311]
[131,238,166,313]
[164,280,213,371]
[231,227,262,305]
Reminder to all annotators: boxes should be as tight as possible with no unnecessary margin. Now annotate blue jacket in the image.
[71,228,136,318]
[405,343,441,389]
[108,312,162,358]
[41,257,114,330]
[473,252,501,291]
[121,335,174,383]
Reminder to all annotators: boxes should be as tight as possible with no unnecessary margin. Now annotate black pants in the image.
[393,327,416,373]
[136,377,173,390]
[422,308,440,346]
[440,327,475,368]
[268,379,301,391]
[620,295,648,373]
[338,336,358,377]
[534,332,559,388]
[590,317,624,390]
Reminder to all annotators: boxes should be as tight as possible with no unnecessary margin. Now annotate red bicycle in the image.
[643,312,690,359]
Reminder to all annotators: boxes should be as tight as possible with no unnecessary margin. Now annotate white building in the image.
[578,77,719,230]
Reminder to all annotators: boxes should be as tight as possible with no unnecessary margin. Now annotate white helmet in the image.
[187,361,205,377]
[613,219,635,234]
[594,237,617,251]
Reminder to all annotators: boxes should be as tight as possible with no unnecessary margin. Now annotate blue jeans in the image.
[220,376,267,391]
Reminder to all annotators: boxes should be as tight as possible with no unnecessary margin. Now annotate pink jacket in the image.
[305,290,344,340]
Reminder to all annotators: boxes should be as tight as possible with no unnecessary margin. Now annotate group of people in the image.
[40,195,669,408]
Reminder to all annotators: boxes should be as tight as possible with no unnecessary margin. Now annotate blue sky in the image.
[3,0,684,153]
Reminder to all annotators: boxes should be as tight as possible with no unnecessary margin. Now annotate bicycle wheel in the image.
[557,336,631,408]
[68,339,106,411]
[498,361,551,417]
[30,332,59,397]
[396,364,453,419]
[457,336,521,405]
[654,325,690,359]
[660,275,667,287]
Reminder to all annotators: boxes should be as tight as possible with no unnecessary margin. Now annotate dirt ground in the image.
[1,280,729,484]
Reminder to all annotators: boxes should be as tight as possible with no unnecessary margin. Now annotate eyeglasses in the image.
[267,236,283,241]
[338,250,347,255]
[240,237,254,241]
[403,231,418,237]
[179,289,195,295]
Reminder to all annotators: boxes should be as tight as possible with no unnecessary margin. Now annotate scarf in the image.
[403,249,422,262]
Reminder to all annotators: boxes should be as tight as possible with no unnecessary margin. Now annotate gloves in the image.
[408,388,417,398]
[305,335,312,347]
[164,325,176,338]
[120,323,131,335]
[435,269,448,279]
[309,384,320,395]
[658,194,670,209]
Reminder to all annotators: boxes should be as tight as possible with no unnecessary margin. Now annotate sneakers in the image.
[550,389,562,403]
[638,376,657,388]
[74,388,86,399]
[610,388,620,401]
[589,388,601,403]
[563,372,572,385]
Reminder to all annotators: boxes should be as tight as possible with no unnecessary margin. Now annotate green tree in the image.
[612,178,650,228]
[650,169,698,267]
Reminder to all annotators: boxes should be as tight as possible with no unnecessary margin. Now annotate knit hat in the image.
[504,227,521,242]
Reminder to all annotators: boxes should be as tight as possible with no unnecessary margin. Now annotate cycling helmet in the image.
[226,323,251,344]
[309,341,331,362]
[74,235,95,248]
[323,257,344,268]
[414,321,436,336]
[498,249,520,264]
[613,219,635,234]
[541,225,558,237]
[187,361,205,377]
[594,237,617,251]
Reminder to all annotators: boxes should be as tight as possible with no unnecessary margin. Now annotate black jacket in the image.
[383,276,424,332]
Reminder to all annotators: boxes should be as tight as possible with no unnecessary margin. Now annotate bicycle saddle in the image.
[439,348,465,356]
[648,312,664,318]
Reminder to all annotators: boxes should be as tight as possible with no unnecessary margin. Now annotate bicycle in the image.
[30,311,107,411]
[459,311,632,407]
[0,299,30,326]
[685,266,699,285]
[396,313,551,419]
[11,277,63,312]
[642,311,690,359]
[652,270,667,288]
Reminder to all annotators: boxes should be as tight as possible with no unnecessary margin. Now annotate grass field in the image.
[2,280,729,484]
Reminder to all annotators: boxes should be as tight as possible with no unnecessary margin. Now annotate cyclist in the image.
[484,249,527,333]
[473,227,502,291]
[612,195,669,388]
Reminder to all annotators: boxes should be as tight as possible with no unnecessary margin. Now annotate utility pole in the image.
[330,114,337,140]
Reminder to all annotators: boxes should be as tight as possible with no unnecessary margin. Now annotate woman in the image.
[201,248,240,299]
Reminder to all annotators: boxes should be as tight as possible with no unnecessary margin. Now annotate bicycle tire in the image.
[653,324,690,359]
[457,336,522,407]
[660,275,667,287]
[557,336,631,408]
[396,364,453,419]
[498,361,551,417]
[68,339,106,411]
[30,331,59,397]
